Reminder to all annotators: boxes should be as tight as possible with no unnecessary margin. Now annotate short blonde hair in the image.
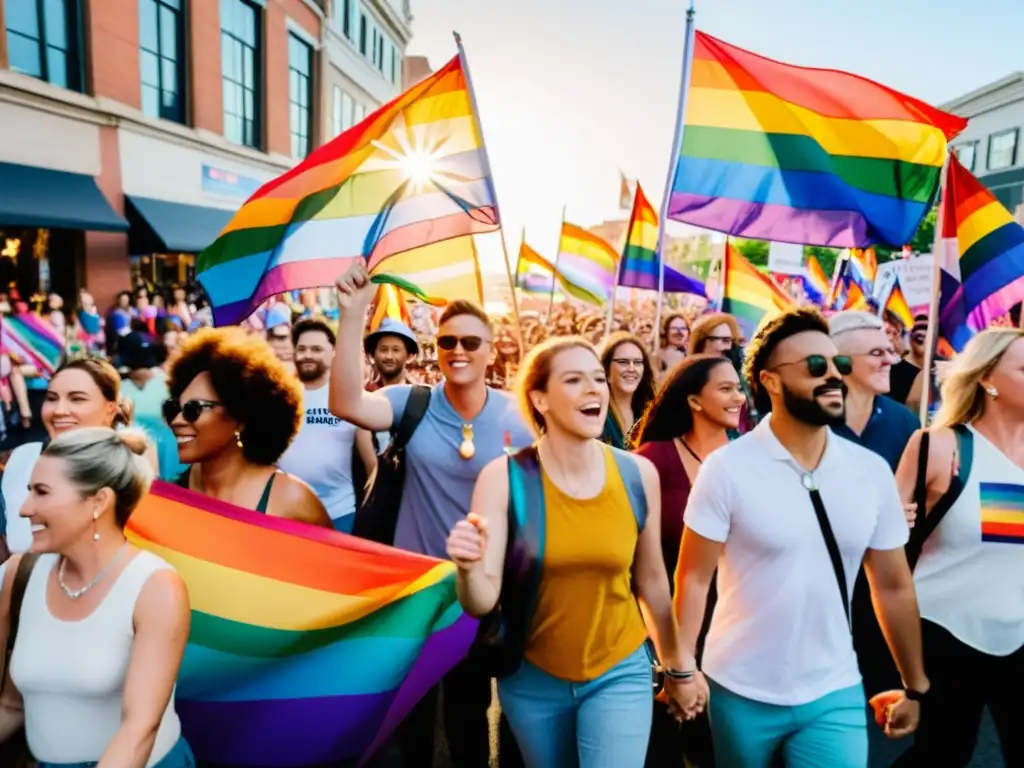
[514,336,597,437]
[933,328,1024,428]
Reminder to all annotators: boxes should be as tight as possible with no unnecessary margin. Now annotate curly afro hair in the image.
[167,328,304,466]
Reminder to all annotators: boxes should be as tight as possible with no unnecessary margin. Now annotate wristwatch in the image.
[904,686,928,702]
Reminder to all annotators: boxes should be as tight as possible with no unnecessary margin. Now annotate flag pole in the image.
[918,152,951,426]
[454,31,524,353]
[653,0,697,357]
[548,205,566,321]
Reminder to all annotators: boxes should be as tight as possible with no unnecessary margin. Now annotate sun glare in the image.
[399,151,438,186]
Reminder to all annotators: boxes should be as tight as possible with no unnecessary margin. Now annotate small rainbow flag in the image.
[126,482,477,767]
[1,313,63,377]
[669,32,966,248]
[197,55,499,326]
[979,481,1024,545]
[847,247,878,293]
[516,240,557,294]
[803,255,830,306]
[721,243,795,338]
[881,277,914,328]
[555,223,619,305]
[938,152,1024,351]
[618,183,706,297]
[842,280,873,312]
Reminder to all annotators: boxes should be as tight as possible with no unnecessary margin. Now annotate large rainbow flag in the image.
[126,482,477,767]
[939,152,1024,351]
[555,223,619,305]
[721,243,795,338]
[669,32,966,248]
[197,55,499,326]
[1,313,63,377]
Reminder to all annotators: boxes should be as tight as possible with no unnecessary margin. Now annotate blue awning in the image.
[126,196,235,254]
[0,161,128,231]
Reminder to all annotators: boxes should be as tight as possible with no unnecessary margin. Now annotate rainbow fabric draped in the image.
[938,152,1024,351]
[126,482,477,767]
[555,223,619,305]
[670,32,966,248]
[0,313,63,377]
[802,255,830,305]
[721,243,795,338]
[369,283,412,332]
[197,55,499,326]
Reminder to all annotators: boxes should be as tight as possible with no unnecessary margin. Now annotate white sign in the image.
[875,255,934,311]
[767,241,805,276]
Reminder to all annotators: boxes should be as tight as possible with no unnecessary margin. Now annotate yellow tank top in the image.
[524,444,649,682]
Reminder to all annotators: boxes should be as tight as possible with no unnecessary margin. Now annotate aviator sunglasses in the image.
[772,354,853,378]
[437,335,486,352]
[162,398,222,425]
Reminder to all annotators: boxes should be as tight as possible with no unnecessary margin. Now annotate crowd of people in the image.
[0,262,1017,768]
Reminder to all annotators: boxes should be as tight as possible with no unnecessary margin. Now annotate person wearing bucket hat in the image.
[264,303,295,374]
[364,318,418,391]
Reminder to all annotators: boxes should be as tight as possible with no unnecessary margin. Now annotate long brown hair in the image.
[599,332,656,430]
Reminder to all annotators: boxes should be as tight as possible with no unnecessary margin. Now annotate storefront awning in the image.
[126,196,235,254]
[0,161,128,231]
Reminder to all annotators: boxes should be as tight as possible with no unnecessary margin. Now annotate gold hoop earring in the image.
[235,430,244,449]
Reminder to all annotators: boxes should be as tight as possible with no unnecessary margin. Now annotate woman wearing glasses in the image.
[598,333,656,449]
[165,328,331,527]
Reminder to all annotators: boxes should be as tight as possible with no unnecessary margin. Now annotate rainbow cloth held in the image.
[0,313,63,377]
[126,482,478,767]
[670,32,966,248]
[197,54,499,326]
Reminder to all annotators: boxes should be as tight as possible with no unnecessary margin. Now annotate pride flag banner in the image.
[938,153,1024,351]
[126,482,477,767]
[0,313,63,377]
[197,55,499,326]
[881,276,914,328]
[721,243,795,338]
[555,223,619,305]
[516,240,558,294]
[669,32,966,248]
[802,255,830,306]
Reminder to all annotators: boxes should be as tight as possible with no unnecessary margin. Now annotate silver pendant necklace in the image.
[58,541,129,601]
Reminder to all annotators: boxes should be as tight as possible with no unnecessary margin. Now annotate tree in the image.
[876,206,938,261]
[732,238,769,267]
[804,246,841,278]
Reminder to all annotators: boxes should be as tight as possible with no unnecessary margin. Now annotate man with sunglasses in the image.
[672,308,928,768]
[330,262,531,768]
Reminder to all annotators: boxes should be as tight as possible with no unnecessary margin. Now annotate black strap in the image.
[390,385,431,451]
[808,489,850,629]
[255,472,277,514]
[913,431,931,517]
[2,553,39,689]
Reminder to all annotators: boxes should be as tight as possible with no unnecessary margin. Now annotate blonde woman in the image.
[0,427,192,767]
[892,328,1024,766]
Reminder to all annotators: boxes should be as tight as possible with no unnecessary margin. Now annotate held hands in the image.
[446,513,488,571]
[658,671,709,723]
[869,690,921,739]
[334,262,376,315]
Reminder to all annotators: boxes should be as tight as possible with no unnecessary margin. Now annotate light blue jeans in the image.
[38,737,195,768]
[708,678,868,768]
[498,644,653,768]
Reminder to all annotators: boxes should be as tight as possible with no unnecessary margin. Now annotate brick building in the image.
[0,0,411,311]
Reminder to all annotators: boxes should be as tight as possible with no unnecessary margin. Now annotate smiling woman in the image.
[599,332,656,449]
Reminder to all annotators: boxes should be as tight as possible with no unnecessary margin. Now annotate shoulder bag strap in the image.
[913,430,931,517]
[807,489,850,630]
[609,448,648,530]
[2,553,39,690]
[390,385,431,453]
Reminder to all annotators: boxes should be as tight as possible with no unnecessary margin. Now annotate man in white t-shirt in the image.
[673,307,930,768]
[278,319,376,533]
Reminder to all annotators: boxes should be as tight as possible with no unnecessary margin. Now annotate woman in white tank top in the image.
[893,329,1024,767]
[0,426,192,768]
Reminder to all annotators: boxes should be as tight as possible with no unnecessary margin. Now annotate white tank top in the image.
[10,551,183,764]
[913,426,1024,656]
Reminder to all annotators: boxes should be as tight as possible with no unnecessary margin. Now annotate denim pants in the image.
[498,644,653,768]
[708,678,868,768]
[38,737,195,768]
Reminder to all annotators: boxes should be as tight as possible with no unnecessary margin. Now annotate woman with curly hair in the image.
[599,332,656,449]
[166,328,331,527]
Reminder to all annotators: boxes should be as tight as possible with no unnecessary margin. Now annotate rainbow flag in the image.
[979,482,1024,545]
[881,276,914,328]
[369,283,412,332]
[1,313,63,377]
[618,183,706,297]
[555,223,619,305]
[847,247,878,293]
[126,482,477,767]
[803,256,830,305]
[843,280,872,312]
[938,152,1024,351]
[375,236,483,304]
[197,55,499,326]
[669,32,966,248]
[516,240,557,294]
[721,243,795,338]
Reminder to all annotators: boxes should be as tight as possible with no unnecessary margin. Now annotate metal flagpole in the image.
[548,205,566,321]
[919,152,951,426]
[454,31,524,352]
[653,0,697,356]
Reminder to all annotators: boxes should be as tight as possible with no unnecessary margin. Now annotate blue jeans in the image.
[38,737,195,768]
[497,644,653,768]
[708,678,868,768]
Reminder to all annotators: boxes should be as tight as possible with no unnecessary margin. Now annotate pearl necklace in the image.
[58,541,129,601]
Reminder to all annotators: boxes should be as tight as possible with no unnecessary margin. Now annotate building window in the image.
[332,86,356,136]
[390,47,398,84]
[334,0,352,39]
[221,0,261,149]
[139,0,185,123]
[5,0,84,91]
[953,142,977,173]
[288,34,313,158]
[988,129,1019,172]
[354,101,366,125]
[358,13,367,55]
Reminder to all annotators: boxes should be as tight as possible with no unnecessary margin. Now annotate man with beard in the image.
[672,308,928,768]
[278,319,377,533]
[364,318,417,391]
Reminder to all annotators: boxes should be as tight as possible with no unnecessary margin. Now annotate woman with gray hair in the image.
[0,427,192,768]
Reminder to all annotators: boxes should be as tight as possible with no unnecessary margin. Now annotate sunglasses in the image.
[773,354,853,378]
[162,398,221,424]
[437,335,485,352]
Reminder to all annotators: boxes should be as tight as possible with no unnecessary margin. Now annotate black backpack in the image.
[351,386,431,545]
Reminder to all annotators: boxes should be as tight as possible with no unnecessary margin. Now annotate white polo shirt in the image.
[685,415,909,706]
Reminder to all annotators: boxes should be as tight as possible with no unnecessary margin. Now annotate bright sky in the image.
[407,0,1024,276]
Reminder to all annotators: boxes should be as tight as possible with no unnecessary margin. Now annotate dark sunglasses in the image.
[773,354,853,378]
[162,398,221,424]
[437,335,485,352]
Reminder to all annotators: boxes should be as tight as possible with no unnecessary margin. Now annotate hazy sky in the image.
[407,0,1024,274]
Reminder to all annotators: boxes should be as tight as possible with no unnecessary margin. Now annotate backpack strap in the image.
[609,447,648,530]
[3,553,39,688]
[506,446,546,606]
[389,385,431,452]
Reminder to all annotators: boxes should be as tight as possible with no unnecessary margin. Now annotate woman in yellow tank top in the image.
[447,337,704,767]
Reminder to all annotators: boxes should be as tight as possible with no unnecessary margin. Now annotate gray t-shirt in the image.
[382,383,534,558]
